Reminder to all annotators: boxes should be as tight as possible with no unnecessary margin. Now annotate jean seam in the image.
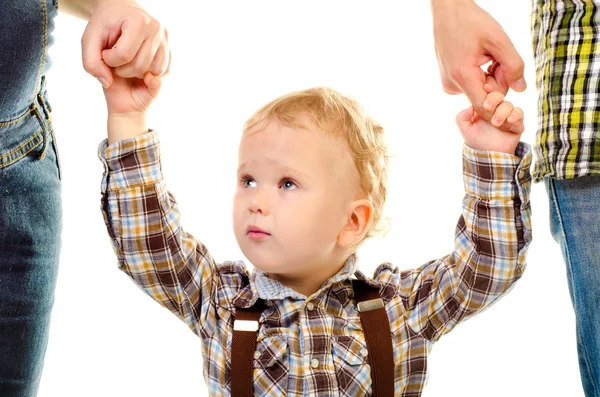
[0,108,34,127]
[0,131,44,170]
[549,178,600,395]
[31,0,48,103]
[49,130,61,182]
[0,129,42,160]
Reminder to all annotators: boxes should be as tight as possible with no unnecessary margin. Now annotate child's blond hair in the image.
[244,87,390,246]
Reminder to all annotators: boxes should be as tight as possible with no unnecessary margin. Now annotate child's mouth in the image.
[247,231,270,241]
[247,225,271,240]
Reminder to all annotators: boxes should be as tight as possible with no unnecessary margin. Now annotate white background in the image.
[39,1,583,396]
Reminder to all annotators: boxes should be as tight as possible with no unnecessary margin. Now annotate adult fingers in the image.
[81,21,113,88]
[113,38,156,79]
[147,43,169,76]
[102,17,149,68]
[454,66,491,121]
[485,29,527,92]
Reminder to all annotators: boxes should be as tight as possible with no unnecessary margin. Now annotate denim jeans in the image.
[545,176,600,397]
[0,1,60,396]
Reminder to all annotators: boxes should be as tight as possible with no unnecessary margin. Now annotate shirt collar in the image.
[251,253,358,301]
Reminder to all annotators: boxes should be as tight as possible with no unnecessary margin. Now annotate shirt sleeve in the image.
[395,142,533,342]
[98,131,218,338]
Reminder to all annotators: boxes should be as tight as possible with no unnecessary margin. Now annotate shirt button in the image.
[310,358,319,368]
[518,169,526,180]
[254,351,261,360]
[360,348,368,357]
[306,302,315,311]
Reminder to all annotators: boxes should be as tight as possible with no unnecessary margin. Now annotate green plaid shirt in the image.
[532,0,600,181]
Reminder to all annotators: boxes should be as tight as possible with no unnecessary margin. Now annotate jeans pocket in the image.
[0,111,44,170]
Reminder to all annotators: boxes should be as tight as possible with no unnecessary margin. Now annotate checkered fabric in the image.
[532,0,600,181]
[98,131,532,396]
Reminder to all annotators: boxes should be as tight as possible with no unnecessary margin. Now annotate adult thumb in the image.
[81,21,114,89]
[458,66,489,119]
[486,31,527,92]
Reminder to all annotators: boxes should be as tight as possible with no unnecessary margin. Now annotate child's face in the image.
[233,117,360,282]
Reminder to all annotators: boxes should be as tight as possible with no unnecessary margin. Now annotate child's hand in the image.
[103,72,162,116]
[456,89,524,155]
[104,71,164,144]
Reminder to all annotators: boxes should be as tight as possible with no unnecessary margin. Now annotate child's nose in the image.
[249,190,270,215]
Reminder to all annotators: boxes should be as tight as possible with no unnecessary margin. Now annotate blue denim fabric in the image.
[0,1,60,396]
[545,176,600,397]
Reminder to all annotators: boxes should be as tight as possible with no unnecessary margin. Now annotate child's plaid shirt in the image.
[98,131,532,397]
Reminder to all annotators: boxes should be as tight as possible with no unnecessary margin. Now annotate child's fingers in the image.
[492,101,514,127]
[509,120,525,134]
[484,75,501,94]
[483,91,504,112]
[507,107,525,133]
[144,72,162,98]
[456,105,474,132]
[506,107,524,124]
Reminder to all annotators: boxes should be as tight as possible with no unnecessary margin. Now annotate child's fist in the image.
[456,93,524,155]
[482,90,524,133]
[103,72,162,115]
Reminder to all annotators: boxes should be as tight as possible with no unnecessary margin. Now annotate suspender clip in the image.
[357,298,384,312]
[233,320,259,332]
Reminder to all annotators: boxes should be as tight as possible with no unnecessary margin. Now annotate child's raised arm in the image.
[386,91,532,342]
[97,73,223,339]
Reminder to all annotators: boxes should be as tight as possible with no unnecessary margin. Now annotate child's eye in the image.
[239,175,256,188]
[280,179,297,191]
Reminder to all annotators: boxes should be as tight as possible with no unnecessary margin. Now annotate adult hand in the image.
[431,0,525,122]
[81,0,170,89]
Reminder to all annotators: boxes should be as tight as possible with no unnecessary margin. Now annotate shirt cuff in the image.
[462,141,532,202]
[98,130,162,192]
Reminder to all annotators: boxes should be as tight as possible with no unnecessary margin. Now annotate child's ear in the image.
[337,199,373,248]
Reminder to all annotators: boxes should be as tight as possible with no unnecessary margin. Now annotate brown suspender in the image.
[230,300,266,397]
[231,280,394,397]
[351,280,395,397]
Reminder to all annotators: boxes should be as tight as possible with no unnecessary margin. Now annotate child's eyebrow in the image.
[237,162,309,179]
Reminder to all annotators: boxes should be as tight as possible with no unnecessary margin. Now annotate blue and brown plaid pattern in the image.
[532,0,600,181]
[98,131,532,396]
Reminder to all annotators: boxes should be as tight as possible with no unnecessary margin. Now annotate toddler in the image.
[98,69,531,396]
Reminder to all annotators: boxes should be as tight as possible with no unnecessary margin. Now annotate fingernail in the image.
[98,77,109,89]
[485,101,493,110]
[508,116,515,123]
[514,78,527,91]
[493,117,501,126]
